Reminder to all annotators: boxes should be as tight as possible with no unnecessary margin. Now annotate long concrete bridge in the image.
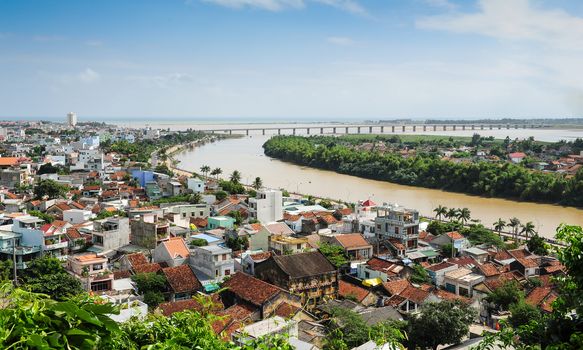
[198,123,543,136]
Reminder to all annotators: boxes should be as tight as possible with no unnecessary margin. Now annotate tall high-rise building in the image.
[67,112,77,127]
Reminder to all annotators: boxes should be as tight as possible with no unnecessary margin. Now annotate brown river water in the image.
[172,126,583,239]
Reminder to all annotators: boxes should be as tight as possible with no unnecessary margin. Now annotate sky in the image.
[1,0,583,120]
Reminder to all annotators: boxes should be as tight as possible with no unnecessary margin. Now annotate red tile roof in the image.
[0,157,20,166]
[334,234,371,249]
[114,270,132,279]
[126,253,149,268]
[160,237,190,259]
[400,285,430,304]
[426,261,456,272]
[338,280,370,303]
[516,257,539,268]
[162,265,202,293]
[433,289,471,304]
[273,302,300,318]
[385,294,407,307]
[133,263,162,274]
[159,299,202,317]
[222,272,281,306]
[446,231,464,240]
[382,279,411,296]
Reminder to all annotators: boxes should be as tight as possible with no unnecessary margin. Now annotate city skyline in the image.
[1,0,583,119]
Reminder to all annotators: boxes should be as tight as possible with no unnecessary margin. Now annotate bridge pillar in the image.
[346,127,349,134]
[307,128,310,134]
[443,125,447,131]
[497,125,501,129]
[278,129,281,135]
[320,127,324,134]
[413,125,416,132]
[480,125,484,130]
[357,127,361,134]
[369,126,373,133]
[489,125,492,130]
[471,125,475,130]
[433,125,437,131]
[515,124,518,129]
[293,128,296,135]
[462,125,466,130]
[333,127,336,134]
[392,126,395,132]
[246,129,249,136]
[423,125,426,131]
[453,125,456,131]
[506,124,509,129]
[262,129,265,135]
[229,130,232,135]
[402,125,406,132]
[380,126,384,133]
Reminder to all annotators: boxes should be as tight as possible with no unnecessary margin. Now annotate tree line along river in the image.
[174,128,583,239]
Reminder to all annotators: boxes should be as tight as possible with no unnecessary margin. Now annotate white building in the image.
[248,189,283,223]
[67,112,77,127]
[187,177,205,193]
[63,209,92,224]
[189,244,233,283]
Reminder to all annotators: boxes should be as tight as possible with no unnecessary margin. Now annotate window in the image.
[92,264,103,271]
[222,254,227,261]
[93,235,104,246]
[297,244,302,250]
[394,227,399,234]
[215,269,219,277]
[175,292,190,301]
[182,213,186,218]
[199,211,204,216]
[225,269,231,276]
[365,271,370,278]
[191,212,195,216]
[91,281,110,292]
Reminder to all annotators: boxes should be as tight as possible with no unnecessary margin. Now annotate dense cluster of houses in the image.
[0,121,567,348]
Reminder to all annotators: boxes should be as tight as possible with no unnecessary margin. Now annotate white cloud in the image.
[417,0,583,50]
[202,0,366,14]
[128,73,194,88]
[327,36,354,46]
[78,68,100,83]
[424,0,456,10]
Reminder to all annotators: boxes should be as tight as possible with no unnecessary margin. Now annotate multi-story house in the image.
[130,213,169,249]
[88,217,130,252]
[255,251,338,308]
[269,235,310,255]
[323,233,373,262]
[375,203,420,251]
[189,244,233,283]
[68,253,114,293]
[248,189,283,224]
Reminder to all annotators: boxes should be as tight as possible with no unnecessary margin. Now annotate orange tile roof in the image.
[382,279,411,296]
[334,234,370,249]
[400,285,430,304]
[126,253,149,268]
[273,302,300,318]
[446,231,465,240]
[161,237,190,259]
[0,157,20,166]
[159,299,203,317]
[133,263,162,274]
[433,289,471,304]
[338,280,370,303]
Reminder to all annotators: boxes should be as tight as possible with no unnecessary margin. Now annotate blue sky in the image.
[1,0,583,120]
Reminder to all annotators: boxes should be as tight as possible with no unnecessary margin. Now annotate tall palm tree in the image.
[446,208,459,222]
[252,177,263,190]
[433,205,447,221]
[493,218,506,238]
[520,221,536,241]
[230,170,242,184]
[508,217,521,241]
[210,167,222,180]
[200,165,210,178]
[457,208,471,225]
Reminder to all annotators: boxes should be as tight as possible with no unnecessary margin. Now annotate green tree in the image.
[211,167,222,180]
[252,177,263,190]
[485,280,524,311]
[410,263,431,284]
[37,162,59,175]
[229,170,242,184]
[27,210,55,223]
[520,221,537,241]
[457,207,471,224]
[433,205,447,221]
[200,165,211,178]
[509,300,542,329]
[34,179,68,199]
[408,301,477,350]
[215,190,228,201]
[527,234,548,255]
[508,217,521,241]
[446,208,459,222]
[21,256,84,301]
[493,218,506,238]
[0,260,13,281]
[319,242,348,268]
[154,164,173,177]
[189,192,202,204]
[131,272,167,308]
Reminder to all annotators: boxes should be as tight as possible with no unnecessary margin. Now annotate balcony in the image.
[0,246,41,255]
[44,241,69,250]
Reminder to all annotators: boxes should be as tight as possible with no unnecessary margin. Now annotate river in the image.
[173,128,583,239]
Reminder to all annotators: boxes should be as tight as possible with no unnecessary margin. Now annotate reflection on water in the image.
[176,131,583,239]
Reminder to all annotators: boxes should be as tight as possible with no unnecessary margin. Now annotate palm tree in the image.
[200,165,210,178]
[520,221,536,241]
[252,177,263,190]
[210,167,222,180]
[230,170,242,184]
[493,218,506,238]
[457,207,471,225]
[433,205,447,221]
[446,208,459,222]
[508,217,521,241]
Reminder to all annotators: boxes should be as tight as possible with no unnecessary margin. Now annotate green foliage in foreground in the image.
[319,242,349,268]
[263,135,583,207]
[0,283,293,350]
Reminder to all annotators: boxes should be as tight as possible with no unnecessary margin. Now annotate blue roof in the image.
[191,233,220,243]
